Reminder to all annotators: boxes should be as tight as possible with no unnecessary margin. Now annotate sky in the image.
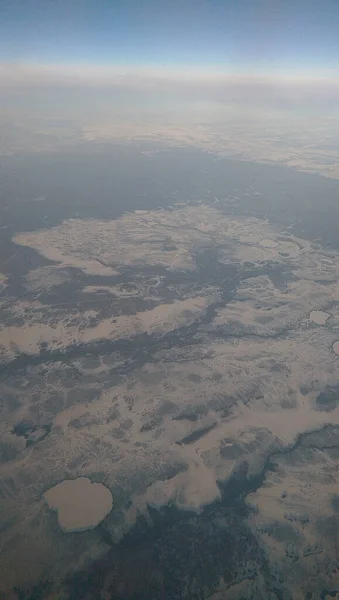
[1,0,339,127]
[1,0,339,72]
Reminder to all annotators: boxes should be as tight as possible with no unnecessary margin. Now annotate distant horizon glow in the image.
[1,62,338,117]
[1,61,339,92]
[1,61,339,84]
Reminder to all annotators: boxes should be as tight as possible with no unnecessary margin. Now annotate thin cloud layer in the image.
[1,62,339,109]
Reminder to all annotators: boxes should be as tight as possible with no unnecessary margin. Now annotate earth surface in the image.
[1,143,339,599]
